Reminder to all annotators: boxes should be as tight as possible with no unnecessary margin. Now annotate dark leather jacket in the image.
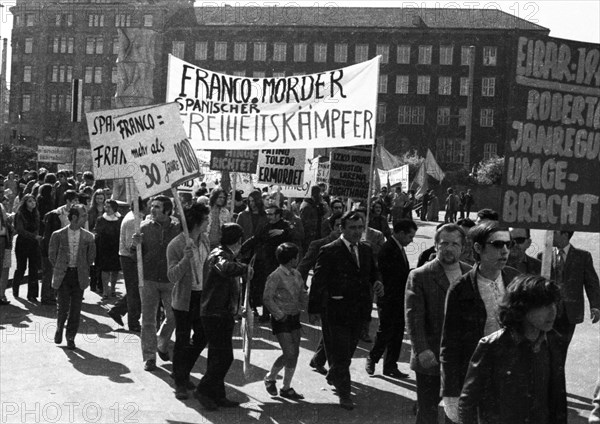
[200,246,248,317]
[459,328,567,424]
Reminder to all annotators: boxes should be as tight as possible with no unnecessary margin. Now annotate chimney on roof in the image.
[412,15,427,28]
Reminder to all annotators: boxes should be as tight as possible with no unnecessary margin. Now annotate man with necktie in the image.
[366,219,417,379]
[540,230,600,363]
[308,210,384,410]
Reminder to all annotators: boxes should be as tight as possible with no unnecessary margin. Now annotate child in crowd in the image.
[263,242,307,400]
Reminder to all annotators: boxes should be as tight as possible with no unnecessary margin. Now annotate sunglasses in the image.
[511,237,528,244]
[486,240,512,249]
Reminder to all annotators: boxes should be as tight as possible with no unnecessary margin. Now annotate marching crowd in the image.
[1,167,600,423]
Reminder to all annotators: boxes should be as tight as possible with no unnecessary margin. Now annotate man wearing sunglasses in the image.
[507,227,541,275]
[439,221,519,422]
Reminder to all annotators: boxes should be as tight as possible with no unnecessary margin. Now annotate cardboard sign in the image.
[38,145,73,163]
[166,55,379,150]
[117,103,200,199]
[328,148,371,201]
[86,105,149,180]
[316,160,330,190]
[378,165,409,189]
[501,36,600,232]
[257,149,306,186]
[278,158,319,199]
[209,150,258,173]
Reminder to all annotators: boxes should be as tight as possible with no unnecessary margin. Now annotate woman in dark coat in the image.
[36,183,54,236]
[94,199,122,298]
[12,194,42,301]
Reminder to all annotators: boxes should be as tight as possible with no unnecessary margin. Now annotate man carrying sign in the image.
[132,195,181,371]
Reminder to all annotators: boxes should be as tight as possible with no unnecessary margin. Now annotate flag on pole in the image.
[424,149,445,182]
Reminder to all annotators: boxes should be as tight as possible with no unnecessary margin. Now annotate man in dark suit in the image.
[49,204,96,350]
[507,227,541,274]
[542,230,600,363]
[406,224,471,423]
[366,219,417,379]
[308,210,384,410]
[440,221,520,422]
[297,212,343,376]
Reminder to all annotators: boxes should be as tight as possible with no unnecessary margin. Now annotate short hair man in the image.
[308,211,384,410]
[440,221,519,422]
[405,224,472,423]
[539,230,600,364]
[366,219,417,379]
[49,204,96,350]
[507,227,541,274]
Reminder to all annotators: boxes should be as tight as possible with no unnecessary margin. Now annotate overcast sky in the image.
[0,0,598,80]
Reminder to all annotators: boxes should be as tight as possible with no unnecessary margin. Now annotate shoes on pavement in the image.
[309,359,327,375]
[144,359,157,372]
[258,314,270,323]
[41,299,56,305]
[27,296,38,302]
[174,385,189,400]
[0,297,10,306]
[128,325,141,332]
[383,369,409,379]
[264,379,277,396]
[54,328,63,344]
[280,388,304,400]
[66,339,76,350]
[157,348,170,361]
[339,397,354,410]
[193,391,218,411]
[107,309,124,326]
[215,398,240,407]
[365,357,375,375]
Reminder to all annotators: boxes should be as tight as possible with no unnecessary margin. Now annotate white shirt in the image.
[477,272,505,336]
[67,227,81,267]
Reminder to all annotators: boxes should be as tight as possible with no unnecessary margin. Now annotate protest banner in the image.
[257,149,306,187]
[38,145,73,163]
[378,165,409,189]
[328,148,372,201]
[86,105,151,180]
[501,35,600,233]
[166,55,379,150]
[116,103,200,200]
[277,158,319,199]
[210,150,258,173]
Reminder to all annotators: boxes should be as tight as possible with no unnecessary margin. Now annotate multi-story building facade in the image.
[8,2,549,168]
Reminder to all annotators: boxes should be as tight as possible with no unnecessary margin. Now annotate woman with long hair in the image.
[36,183,54,235]
[207,187,232,250]
[369,200,392,241]
[94,199,122,298]
[236,190,267,243]
[88,189,106,232]
[12,194,42,301]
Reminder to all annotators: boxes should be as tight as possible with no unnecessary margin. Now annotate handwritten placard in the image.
[117,103,200,199]
[209,150,258,173]
[257,149,306,186]
[328,148,371,201]
[501,36,600,232]
[38,145,73,163]
[86,105,150,181]
[166,55,379,150]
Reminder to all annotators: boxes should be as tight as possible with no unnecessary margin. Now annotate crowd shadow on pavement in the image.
[62,346,134,384]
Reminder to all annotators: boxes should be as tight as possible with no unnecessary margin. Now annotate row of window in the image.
[377,104,495,127]
[435,138,497,164]
[21,93,105,113]
[378,75,495,96]
[15,13,152,28]
[19,36,121,55]
[22,64,120,84]
[174,41,498,66]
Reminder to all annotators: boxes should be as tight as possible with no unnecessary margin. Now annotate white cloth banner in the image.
[379,165,409,188]
[166,54,380,150]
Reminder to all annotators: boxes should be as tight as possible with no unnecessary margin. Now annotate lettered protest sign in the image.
[257,149,306,187]
[38,145,73,163]
[166,54,379,150]
[328,149,371,201]
[378,165,409,189]
[501,36,600,232]
[116,103,200,199]
[209,150,258,173]
[278,157,319,199]
[316,160,330,190]
[87,105,149,180]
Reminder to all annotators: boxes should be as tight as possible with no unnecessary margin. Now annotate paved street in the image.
[1,218,599,423]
